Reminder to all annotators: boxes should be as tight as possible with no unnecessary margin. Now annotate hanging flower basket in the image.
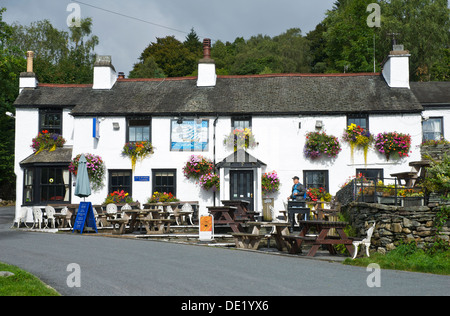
[224,128,257,151]
[199,173,220,191]
[261,171,281,195]
[374,132,412,161]
[69,153,105,191]
[122,141,154,171]
[183,155,214,180]
[304,131,341,160]
[31,130,66,155]
[342,124,373,164]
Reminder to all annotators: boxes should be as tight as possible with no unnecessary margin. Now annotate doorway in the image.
[230,170,254,211]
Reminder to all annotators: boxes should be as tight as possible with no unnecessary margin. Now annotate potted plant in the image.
[122,141,154,171]
[374,132,411,161]
[198,173,220,192]
[69,153,105,191]
[183,155,214,180]
[304,131,341,160]
[261,171,281,195]
[31,130,66,155]
[398,189,424,207]
[104,190,135,205]
[223,128,257,151]
[342,124,373,164]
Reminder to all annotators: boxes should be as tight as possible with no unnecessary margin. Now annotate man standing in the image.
[288,176,306,201]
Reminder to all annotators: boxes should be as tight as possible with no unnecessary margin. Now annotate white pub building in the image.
[12,41,450,223]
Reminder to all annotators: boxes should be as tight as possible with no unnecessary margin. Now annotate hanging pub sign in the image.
[72,202,98,234]
[170,119,209,152]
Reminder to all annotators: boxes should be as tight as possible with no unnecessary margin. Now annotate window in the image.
[109,170,132,195]
[152,169,176,195]
[422,117,443,141]
[127,118,151,142]
[232,116,252,129]
[39,109,62,134]
[356,169,384,182]
[23,166,71,205]
[303,170,329,191]
[347,114,369,130]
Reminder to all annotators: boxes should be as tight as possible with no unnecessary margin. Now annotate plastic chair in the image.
[106,203,118,219]
[45,205,56,229]
[60,206,72,227]
[12,207,29,228]
[352,222,376,259]
[181,203,194,225]
[32,207,44,229]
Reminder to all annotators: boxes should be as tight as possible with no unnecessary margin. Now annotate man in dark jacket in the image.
[288,176,306,201]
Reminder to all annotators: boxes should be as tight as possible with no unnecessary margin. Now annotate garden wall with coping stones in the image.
[421,144,450,160]
[342,202,450,254]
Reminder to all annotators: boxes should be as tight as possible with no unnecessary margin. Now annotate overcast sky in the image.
[1,0,337,75]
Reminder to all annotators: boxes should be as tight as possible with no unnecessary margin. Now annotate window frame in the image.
[39,108,63,135]
[231,116,252,130]
[126,116,152,143]
[303,170,329,192]
[422,117,444,142]
[356,168,384,182]
[108,169,133,196]
[347,114,369,131]
[152,169,177,196]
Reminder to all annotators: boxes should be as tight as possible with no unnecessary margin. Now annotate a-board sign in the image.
[199,215,213,241]
[72,202,98,234]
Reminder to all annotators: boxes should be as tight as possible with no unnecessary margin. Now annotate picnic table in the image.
[221,200,256,221]
[232,221,290,250]
[207,206,246,233]
[136,209,174,234]
[283,220,354,257]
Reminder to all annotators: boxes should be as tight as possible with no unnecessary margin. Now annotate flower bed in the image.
[122,141,154,171]
[104,190,134,204]
[304,131,341,159]
[31,130,66,154]
[306,187,332,202]
[147,191,179,203]
[375,132,411,160]
[261,171,281,195]
[69,153,105,191]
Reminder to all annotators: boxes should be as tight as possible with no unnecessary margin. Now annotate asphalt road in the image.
[1,206,449,297]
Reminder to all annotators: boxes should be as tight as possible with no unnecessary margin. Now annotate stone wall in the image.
[421,144,450,160]
[342,202,450,254]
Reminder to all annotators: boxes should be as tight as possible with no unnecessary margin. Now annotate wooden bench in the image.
[231,232,269,250]
[139,218,174,234]
[108,218,129,235]
[283,235,316,254]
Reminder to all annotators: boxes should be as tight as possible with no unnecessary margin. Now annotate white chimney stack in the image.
[382,45,411,89]
[93,55,117,90]
[19,51,37,93]
[197,39,216,87]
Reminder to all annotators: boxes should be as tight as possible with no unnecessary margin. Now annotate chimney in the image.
[118,72,125,79]
[93,55,117,90]
[19,51,38,93]
[382,44,411,89]
[197,39,216,87]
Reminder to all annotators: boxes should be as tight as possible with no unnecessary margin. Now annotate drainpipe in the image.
[213,115,219,206]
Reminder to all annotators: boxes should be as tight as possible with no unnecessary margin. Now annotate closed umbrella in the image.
[74,154,91,200]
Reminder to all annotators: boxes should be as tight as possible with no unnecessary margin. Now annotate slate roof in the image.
[14,73,423,116]
[410,81,450,106]
[20,147,73,166]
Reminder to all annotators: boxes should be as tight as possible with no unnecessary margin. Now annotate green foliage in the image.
[423,154,450,197]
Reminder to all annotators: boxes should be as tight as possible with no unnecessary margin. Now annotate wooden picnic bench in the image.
[231,232,268,250]
[232,221,290,251]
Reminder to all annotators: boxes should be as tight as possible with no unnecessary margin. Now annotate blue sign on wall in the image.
[72,202,98,234]
[134,176,150,182]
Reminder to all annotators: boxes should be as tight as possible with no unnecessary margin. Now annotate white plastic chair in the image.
[60,206,72,227]
[181,203,194,225]
[45,205,56,229]
[106,203,118,219]
[352,222,376,259]
[32,207,44,229]
[166,205,176,221]
[12,207,29,228]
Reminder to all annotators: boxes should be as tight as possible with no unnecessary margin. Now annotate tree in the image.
[129,55,165,78]
[0,7,26,199]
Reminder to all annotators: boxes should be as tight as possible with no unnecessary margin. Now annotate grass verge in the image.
[343,243,450,275]
[0,262,60,296]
